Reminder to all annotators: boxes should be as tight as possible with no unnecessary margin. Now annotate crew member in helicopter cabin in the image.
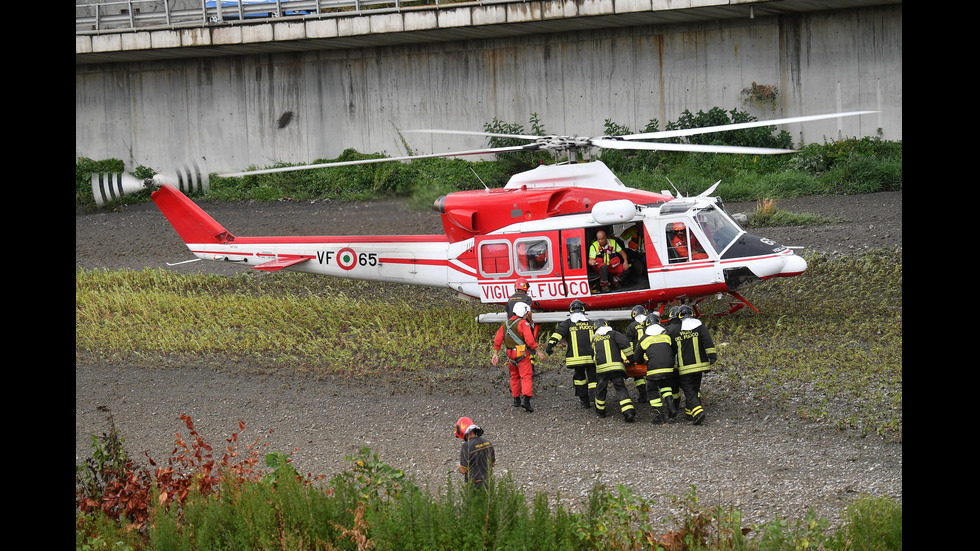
[619,223,648,282]
[588,230,629,292]
[668,223,708,261]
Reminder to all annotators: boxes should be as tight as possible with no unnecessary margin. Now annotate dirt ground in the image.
[75,190,902,529]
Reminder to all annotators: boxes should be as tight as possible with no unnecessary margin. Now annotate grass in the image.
[76,246,902,439]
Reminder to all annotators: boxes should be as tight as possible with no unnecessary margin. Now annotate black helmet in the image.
[667,305,680,320]
[594,319,609,329]
[676,304,695,319]
[644,311,661,326]
[569,299,587,314]
[630,305,647,320]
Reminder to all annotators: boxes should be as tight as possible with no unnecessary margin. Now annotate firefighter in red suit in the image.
[506,277,539,376]
[492,301,545,412]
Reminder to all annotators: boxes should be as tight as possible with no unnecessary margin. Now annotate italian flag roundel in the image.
[337,247,357,270]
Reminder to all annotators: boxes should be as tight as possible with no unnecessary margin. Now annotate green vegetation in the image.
[76,419,902,550]
[75,107,902,211]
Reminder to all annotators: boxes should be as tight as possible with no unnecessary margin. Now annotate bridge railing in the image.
[76,0,454,33]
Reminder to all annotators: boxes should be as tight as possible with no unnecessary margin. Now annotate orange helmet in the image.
[455,416,482,439]
[670,222,686,232]
[515,277,529,291]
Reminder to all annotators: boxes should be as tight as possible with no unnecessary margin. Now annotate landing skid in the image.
[695,292,760,317]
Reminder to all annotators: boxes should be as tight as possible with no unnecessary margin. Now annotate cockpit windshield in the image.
[694,205,742,253]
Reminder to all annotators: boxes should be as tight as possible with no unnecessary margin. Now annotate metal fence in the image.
[76,0,449,33]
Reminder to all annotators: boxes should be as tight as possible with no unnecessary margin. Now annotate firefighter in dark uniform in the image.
[546,299,597,409]
[591,319,637,422]
[506,277,538,377]
[634,311,676,424]
[455,416,495,490]
[623,305,651,404]
[661,306,683,418]
[673,305,717,425]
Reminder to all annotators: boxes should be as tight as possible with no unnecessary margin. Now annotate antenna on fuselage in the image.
[470,167,490,191]
[665,176,683,198]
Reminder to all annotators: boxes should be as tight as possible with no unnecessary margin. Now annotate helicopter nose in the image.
[777,253,807,277]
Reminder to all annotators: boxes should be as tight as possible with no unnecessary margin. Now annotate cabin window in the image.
[666,222,709,263]
[479,240,512,276]
[565,236,583,270]
[515,238,552,274]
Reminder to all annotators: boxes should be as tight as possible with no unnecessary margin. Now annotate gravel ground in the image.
[75,190,902,529]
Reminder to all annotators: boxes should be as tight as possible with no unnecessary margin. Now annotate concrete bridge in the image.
[75,0,902,175]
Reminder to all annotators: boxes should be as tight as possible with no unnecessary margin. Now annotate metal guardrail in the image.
[75,0,448,33]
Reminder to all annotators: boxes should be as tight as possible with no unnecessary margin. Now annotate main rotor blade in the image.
[405,129,546,140]
[618,110,878,141]
[590,138,796,155]
[217,144,538,178]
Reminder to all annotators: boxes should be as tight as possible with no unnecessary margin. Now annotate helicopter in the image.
[90,111,876,323]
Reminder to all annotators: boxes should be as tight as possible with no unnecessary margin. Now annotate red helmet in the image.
[515,277,529,291]
[455,417,474,439]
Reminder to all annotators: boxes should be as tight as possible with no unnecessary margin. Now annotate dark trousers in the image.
[572,362,597,403]
[595,369,634,415]
[679,372,705,415]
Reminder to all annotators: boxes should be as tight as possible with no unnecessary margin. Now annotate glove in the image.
[545,345,554,356]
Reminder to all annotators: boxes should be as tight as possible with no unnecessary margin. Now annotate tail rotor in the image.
[91,161,209,207]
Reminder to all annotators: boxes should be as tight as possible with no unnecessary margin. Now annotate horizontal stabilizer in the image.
[253,255,315,271]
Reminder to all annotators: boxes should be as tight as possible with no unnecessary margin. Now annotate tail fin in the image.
[152,184,235,244]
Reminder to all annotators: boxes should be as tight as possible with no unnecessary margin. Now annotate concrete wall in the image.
[75,5,902,174]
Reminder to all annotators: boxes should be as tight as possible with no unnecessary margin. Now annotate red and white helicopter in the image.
[91,111,875,323]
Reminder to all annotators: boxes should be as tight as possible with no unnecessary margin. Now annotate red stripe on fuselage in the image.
[378,257,448,266]
[231,235,449,244]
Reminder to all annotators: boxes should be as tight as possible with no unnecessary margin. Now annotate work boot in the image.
[513,396,522,408]
[595,408,607,419]
[637,385,649,404]
[579,395,591,409]
[692,409,706,425]
[624,409,636,423]
[521,395,534,413]
[650,408,666,425]
[664,395,678,419]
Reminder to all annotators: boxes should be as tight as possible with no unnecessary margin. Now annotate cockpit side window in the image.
[666,222,709,263]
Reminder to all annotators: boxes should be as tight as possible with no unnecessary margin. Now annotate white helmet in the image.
[513,302,531,317]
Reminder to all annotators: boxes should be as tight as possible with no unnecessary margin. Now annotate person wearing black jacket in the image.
[634,312,676,425]
[624,305,651,404]
[455,416,496,489]
[546,299,597,409]
[591,319,636,423]
[673,305,717,425]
